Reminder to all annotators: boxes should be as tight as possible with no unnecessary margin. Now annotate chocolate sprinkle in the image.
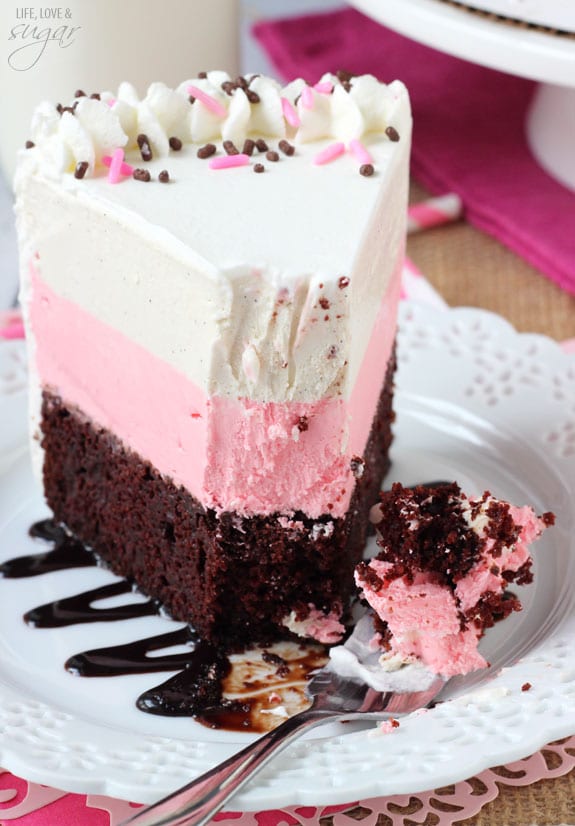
[74,161,89,179]
[256,139,268,152]
[338,276,350,289]
[360,164,374,177]
[385,126,400,142]
[254,163,265,173]
[242,139,256,156]
[25,140,35,149]
[296,416,309,433]
[169,137,182,151]
[246,89,260,104]
[58,103,77,116]
[336,69,355,84]
[223,140,239,156]
[74,89,86,98]
[90,93,101,100]
[198,71,208,79]
[522,682,532,692]
[133,168,151,182]
[137,133,153,162]
[278,140,294,156]
[197,143,216,159]
[266,151,279,162]
[159,170,170,183]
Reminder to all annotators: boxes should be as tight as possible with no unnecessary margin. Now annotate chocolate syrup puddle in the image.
[66,627,198,676]
[1,521,96,578]
[25,581,159,628]
[137,642,230,716]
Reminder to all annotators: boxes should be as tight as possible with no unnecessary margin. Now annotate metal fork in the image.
[119,666,445,826]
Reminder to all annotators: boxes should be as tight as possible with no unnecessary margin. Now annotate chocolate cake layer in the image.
[40,353,396,647]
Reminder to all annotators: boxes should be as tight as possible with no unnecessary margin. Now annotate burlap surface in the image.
[407,183,575,340]
[406,183,575,824]
[464,766,575,826]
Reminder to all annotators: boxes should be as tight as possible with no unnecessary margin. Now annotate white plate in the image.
[0,302,574,808]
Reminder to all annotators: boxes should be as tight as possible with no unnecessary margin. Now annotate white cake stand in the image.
[349,0,575,190]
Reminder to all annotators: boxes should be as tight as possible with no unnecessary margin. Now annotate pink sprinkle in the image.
[313,142,345,166]
[0,320,25,340]
[300,86,315,110]
[314,81,334,94]
[349,138,373,166]
[107,98,116,107]
[208,154,250,170]
[281,97,301,128]
[187,85,227,118]
[102,155,134,177]
[107,148,125,184]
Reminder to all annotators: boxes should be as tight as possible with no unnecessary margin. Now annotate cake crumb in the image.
[379,718,400,734]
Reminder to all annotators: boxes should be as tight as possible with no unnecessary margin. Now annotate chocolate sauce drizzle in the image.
[0,519,96,578]
[137,642,231,717]
[2,520,241,725]
[66,626,199,677]
[24,580,159,628]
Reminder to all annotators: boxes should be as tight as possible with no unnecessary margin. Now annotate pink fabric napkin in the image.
[253,8,575,296]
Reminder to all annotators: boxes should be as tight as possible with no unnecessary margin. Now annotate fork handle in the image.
[120,709,333,826]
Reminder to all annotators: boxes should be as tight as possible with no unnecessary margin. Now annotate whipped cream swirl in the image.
[24,71,408,177]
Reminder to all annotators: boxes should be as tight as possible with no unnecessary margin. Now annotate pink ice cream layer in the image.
[355,506,547,677]
[30,263,399,519]
[355,561,486,677]
[455,505,542,612]
[281,604,346,644]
